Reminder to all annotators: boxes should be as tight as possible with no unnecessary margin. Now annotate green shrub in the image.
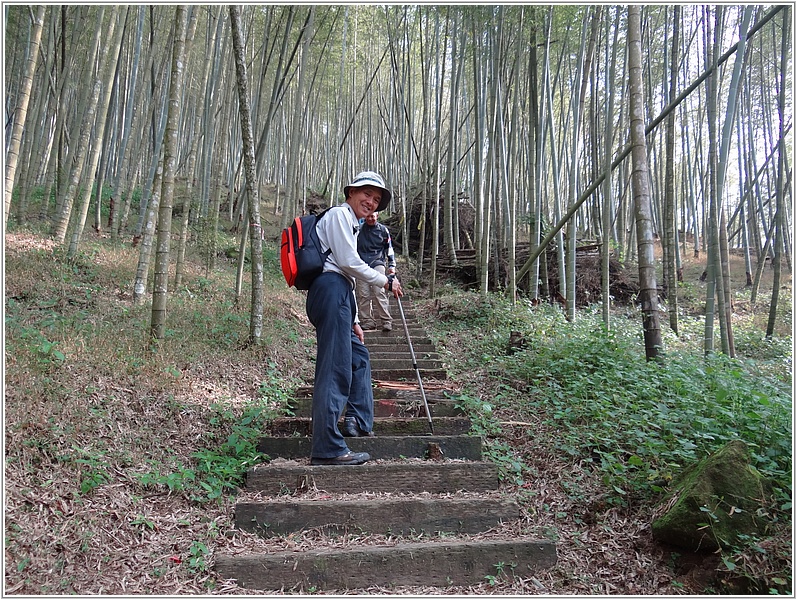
[427,294,792,504]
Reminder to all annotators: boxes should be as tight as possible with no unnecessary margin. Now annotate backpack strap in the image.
[315,208,333,260]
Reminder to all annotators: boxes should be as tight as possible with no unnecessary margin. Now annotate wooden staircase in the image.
[214,296,556,592]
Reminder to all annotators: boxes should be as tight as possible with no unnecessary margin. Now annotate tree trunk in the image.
[663,6,680,335]
[565,7,597,320]
[470,13,485,291]
[151,6,192,341]
[4,5,46,229]
[283,7,314,226]
[66,7,125,258]
[529,8,548,301]
[175,6,221,288]
[110,6,145,242]
[703,6,730,355]
[429,8,447,299]
[12,5,54,226]
[713,5,754,356]
[602,7,621,327]
[443,8,460,267]
[765,7,789,339]
[414,8,431,281]
[628,5,662,361]
[230,5,265,344]
[51,7,108,244]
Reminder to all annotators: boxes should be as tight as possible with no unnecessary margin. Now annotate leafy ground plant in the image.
[502,317,791,500]
[424,283,792,594]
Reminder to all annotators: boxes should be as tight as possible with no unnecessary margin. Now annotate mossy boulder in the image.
[651,440,773,552]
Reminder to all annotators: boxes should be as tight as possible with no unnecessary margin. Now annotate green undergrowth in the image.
[5,229,306,505]
[427,290,792,592]
[427,290,792,498]
[134,371,295,503]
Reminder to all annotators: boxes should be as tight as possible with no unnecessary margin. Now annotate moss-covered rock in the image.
[651,440,774,552]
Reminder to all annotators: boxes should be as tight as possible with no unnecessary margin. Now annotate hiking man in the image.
[306,171,403,466]
[356,211,396,332]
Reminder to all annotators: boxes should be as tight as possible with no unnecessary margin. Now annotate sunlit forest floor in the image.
[4,225,792,595]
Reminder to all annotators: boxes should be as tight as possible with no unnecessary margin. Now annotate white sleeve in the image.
[323,208,388,288]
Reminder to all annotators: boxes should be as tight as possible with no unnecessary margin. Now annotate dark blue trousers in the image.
[306,272,374,459]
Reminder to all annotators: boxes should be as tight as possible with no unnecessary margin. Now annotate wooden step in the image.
[293,385,454,400]
[366,339,436,348]
[372,319,420,327]
[234,496,519,536]
[364,322,425,331]
[269,417,471,437]
[367,351,441,360]
[363,329,427,341]
[245,460,502,495]
[370,358,444,370]
[363,315,419,322]
[371,368,448,380]
[361,325,423,334]
[214,539,557,591]
[368,398,462,417]
[288,397,464,418]
[366,343,437,353]
[369,355,441,364]
[257,434,482,461]
[364,338,432,349]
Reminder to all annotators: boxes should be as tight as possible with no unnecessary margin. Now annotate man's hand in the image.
[353,323,365,343]
[385,274,403,298]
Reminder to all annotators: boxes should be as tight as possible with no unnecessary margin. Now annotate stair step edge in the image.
[245,460,499,494]
[214,538,557,591]
[257,434,482,461]
[234,496,519,536]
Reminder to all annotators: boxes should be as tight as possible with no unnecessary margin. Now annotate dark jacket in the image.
[357,222,396,269]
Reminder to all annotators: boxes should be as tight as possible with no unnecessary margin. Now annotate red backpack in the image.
[280,209,331,290]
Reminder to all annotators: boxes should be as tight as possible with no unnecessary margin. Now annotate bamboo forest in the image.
[4,4,793,596]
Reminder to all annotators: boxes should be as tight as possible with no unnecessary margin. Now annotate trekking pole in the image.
[396,296,435,435]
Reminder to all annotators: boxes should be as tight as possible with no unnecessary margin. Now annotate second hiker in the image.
[356,211,396,332]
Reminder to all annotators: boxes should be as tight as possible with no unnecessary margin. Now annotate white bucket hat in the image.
[343,171,392,212]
